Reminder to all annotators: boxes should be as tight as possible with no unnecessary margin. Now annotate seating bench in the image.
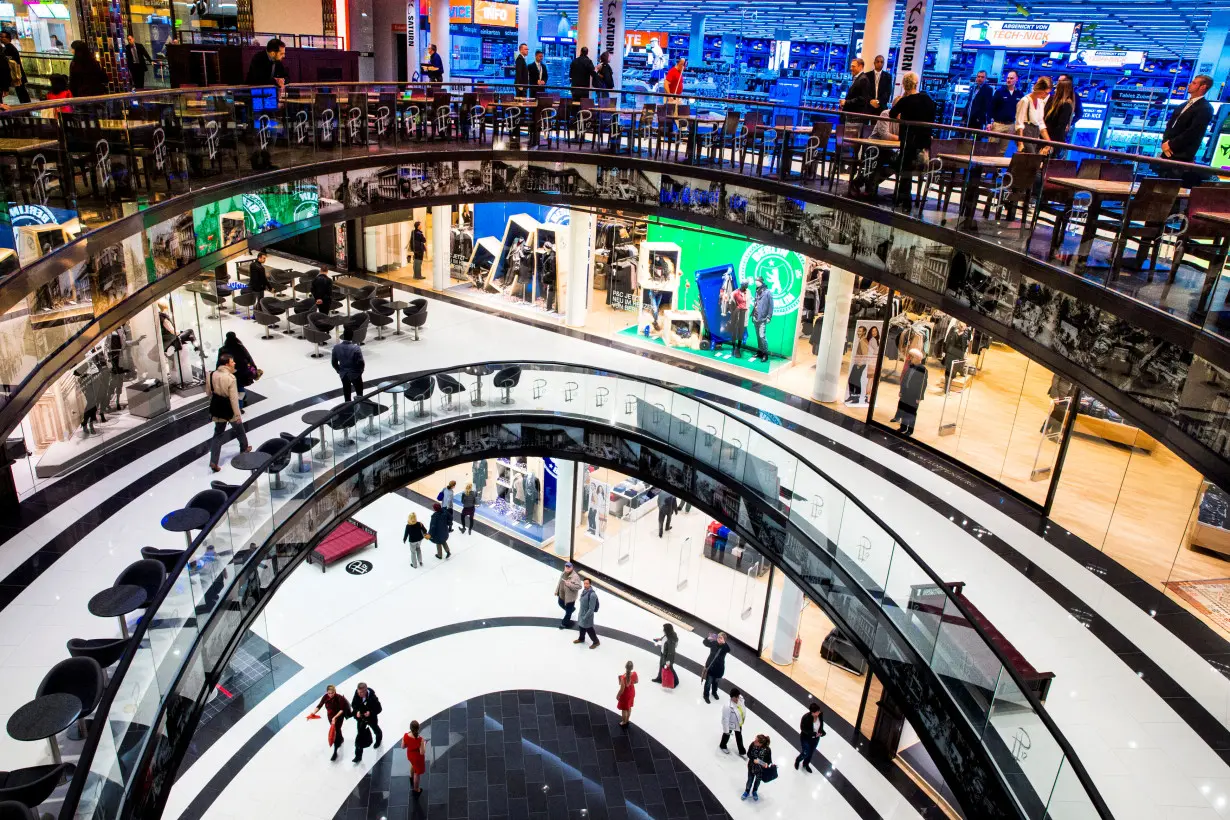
[308,520,378,572]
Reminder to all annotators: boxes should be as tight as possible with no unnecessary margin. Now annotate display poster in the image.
[406,0,421,79]
[625,30,666,52]
[473,202,566,242]
[962,20,1080,52]
[191,188,320,256]
[646,219,803,359]
[602,0,625,80]
[1069,49,1145,68]
[474,0,516,28]
[894,0,931,96]
[585,479,609,539]
[846,319,881,405]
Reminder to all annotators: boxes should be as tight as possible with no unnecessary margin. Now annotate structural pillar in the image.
[431,205,449,290]
[974,49,1005,78]
[935,26,957,74]
[576,0,598,57]
[429,0,451,82]
[553,460,577,558]
[1196,10,1230,98]
[770,577,805,665]
[601,0,625,83]
[860,0,894,67]
[518,0,539,54]
[566,208,593,327]
[812,268,855,403]
[688,14,706,66]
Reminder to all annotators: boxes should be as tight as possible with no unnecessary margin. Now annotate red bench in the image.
[308,520,378,572]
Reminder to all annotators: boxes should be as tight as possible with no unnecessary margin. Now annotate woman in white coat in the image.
[719,687,746,756]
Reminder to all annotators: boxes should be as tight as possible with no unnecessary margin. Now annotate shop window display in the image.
[407,455,558,547]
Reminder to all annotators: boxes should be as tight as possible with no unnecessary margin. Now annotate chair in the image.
[0,765,72,809]
[493,366,521,404]
[67,637,130,670]
[830,124,863,189]
[210,480,242,497]
[115,559,168,607]
[304,321,332,359]
[1102,178,1183,273]
[326,406,359,450]
[983,152,1045,224]
[0,799,37,819]
[253,297,287,340]
[436,373,466,411]
[1175,186,1230,277]
[404,307,428,341]
[798,121,833,181]
[369,302,395,340]
[349,284,377,313]
[701,111,738,165]
[187,488,228,517]
[287,298,316,337]
[36,657,104,739]
[406,376,436,418]
[233,289,258,319]
[139,546,185,574]
[350,321,370,346]
[354,400,389,436]
[256,438,292,491]
[279,431,319,473]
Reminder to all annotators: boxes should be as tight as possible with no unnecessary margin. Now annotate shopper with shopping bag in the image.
[651,623,677,683]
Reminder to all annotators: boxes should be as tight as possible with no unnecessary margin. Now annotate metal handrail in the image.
[59,360,1113,820]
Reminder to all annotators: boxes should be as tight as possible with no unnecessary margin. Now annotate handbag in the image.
[661,665,678,689]
[208,372,233,418]
[759,763,779,783]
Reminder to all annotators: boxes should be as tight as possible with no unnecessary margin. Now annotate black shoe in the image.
[704,697,711,704]
[794,759,801,770]
[374,737,382,748]
[803,765,814,773]
[331,750,338,761]
[651,678,662,683]
[353,756,361,763]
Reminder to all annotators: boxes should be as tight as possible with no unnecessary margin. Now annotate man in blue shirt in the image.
[988,70,1024,145]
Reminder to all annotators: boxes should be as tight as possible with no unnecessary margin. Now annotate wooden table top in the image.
[1049,177,1191,198]
[846,137,900,148]
[333,275,371,291]
[98,119,159,130]
[1192,211,1230,226]
[0,137,56,151]
[935,153,1012,168]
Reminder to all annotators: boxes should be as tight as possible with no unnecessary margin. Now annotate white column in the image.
[429,0,451,82]
[812,267,854,403]
[517,0,539,54]
[576,0,599,57]
[431,205,449,290]
[771,577,805,665]
[860,0,894,67]
[566,209,593,327]
[601,0,625,83]
[552,459,576,558]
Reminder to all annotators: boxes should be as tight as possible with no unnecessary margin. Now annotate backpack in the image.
[593,594,599,612]
[8,57,21,87]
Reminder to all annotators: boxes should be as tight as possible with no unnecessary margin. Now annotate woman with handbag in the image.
[742,735,774,802]
[402,720,427,794]
[616,660,638,726]
[650,623,677,684]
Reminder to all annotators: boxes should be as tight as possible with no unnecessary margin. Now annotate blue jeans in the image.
[744,770,762,795]
[754,321,769,359]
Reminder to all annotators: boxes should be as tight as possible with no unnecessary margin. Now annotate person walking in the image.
[657,490,677,537]
[440,479,457,530]
[573,578,600,648]
[310,684,352,762]
[311,265,334,309]
[404,512,426,568]
[616,660,638,726]
[218,332,258,406]
[408,221,427,279]
[331,327,365,402]
[719,687,746,755]
[421,43,444,83]
[350,682,383,762]
[651,623,677,683]
[124,34,152,91]
[988,70,1024,146]
[247,251,269,305]
[742,735,773,801]
[205,353,252,472]
[891,349,927,436]
[752,277,774,363]
[427,501,452,559]
[729,282,749,358]
[569,46,596,100]
[555,561,583,628]
[794,702,826,773]
[459,483,477,533]
[68,40,109,97]
[403,720,427,795]
[701,631,730,703]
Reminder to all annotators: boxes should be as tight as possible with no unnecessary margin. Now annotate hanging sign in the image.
[895,0,932,96]
[405,0,421,79]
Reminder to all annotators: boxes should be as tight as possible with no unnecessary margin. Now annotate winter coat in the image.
[556,570,582,603]
[721,700,745,733]
[659,632,677,663]
[351,688,383,719]
[899,363,928,409]
[577,587,598,629]
[702,637,730,678]
[428,509,450,543]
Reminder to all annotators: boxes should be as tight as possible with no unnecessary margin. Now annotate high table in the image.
[389,300,409,335]
[8,693,81,765]
[88,584,146,640]
[386,382,411,425]
[231,451,272,473]
[1045,177,1192,269]
[161,506,211,550]
[935,153,1013,226]
[465,365,498,407]
[302,410,334,459]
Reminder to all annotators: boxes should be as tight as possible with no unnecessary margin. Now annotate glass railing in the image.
[60,362,1112,820]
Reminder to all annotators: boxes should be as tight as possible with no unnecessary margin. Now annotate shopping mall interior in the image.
[1,1,1230,819]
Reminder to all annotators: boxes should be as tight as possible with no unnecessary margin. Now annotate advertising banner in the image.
[406,0,421,78]
[962,20,1080,52]
[895,0,931,95]
[449,0,472,23]
[1069,49,1145,68]
[625,30,666,52]
[646,218,803,360]
[474,0,516,28]
[602,0,625,79]
[191,187,320,256]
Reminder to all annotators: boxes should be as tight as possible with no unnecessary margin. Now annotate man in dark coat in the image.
[514,43,530,96]
[247,251,269,304]
[350,682,383,761]
[1162,74,1215,186]
[864,53,892,113]
[893,349,927,436]
[841,58,873,126]
[569,47,596,100]
[124,35,152,90]
[657,490,677,537]
[1,32,29,102]
[245,37,287,90]
[331,327,365,401]
[311,266,333,308]
[966,70,993,130]
[701,632,730,703]
[428,501,452,558]
[408,221,427,279]
[528,49,548,95]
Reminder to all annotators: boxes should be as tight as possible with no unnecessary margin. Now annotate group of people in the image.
[309,682,429,794]
[402,480,478,566]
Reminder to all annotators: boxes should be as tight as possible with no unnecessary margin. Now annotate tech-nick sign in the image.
[894,0,931,98]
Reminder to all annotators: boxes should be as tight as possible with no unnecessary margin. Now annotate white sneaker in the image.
[721,747,731,755]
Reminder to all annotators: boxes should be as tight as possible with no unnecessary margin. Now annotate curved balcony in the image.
[0,83,1227,495]
[59,362,1110,820]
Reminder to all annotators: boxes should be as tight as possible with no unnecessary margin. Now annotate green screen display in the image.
[646,218,804,359]
[192,186,320,256]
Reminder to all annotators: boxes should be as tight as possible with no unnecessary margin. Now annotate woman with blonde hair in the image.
[404,512,426,567]
[459,482,477,534]
[1015,76,1052,153]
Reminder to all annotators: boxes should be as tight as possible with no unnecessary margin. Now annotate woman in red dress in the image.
[402,720,427,794]
[616,661,638,726]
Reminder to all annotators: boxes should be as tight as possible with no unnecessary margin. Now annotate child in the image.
[47,74,72,113]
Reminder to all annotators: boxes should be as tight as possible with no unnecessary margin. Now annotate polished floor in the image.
[2,268,1229,819]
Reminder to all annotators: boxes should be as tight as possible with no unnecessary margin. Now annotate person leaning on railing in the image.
[1044,77,1076,158]
[1163,74,1215,188]
[888,72,937,208]
[246,37,287,96]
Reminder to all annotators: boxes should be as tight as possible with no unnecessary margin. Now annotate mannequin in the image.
[523,472,540,524]
[472,459,489,500]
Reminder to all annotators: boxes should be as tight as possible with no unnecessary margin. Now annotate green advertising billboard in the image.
[646,218,804,360]
[191,185,320,257]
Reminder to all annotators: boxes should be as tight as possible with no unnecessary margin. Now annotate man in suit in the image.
[247,251,269,305]
[841,58,873,128]
[966,70,993,130]
[1163,73,1215,186]
[514,42,530,96]
[865,54,892,113]
[569,46,596,100]
[124,34,152,91]
[528,49,548,95]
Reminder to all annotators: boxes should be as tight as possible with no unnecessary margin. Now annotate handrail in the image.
[60,360,1112,820]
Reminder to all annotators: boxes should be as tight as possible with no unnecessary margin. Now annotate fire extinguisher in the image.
[793,635,802,660]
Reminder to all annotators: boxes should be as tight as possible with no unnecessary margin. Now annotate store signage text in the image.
[962,20,1080,53]
[474,0,515,28]
[895,0,929,82]
[449,0,471,24]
